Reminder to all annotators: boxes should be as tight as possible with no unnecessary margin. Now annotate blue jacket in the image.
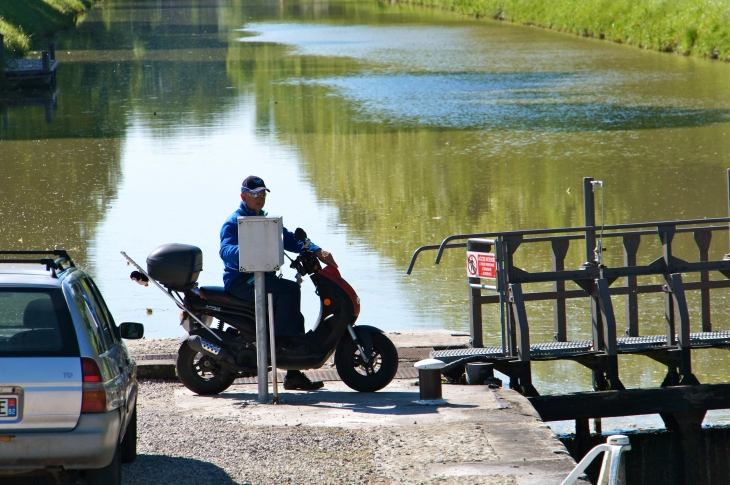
[219,202,321,288]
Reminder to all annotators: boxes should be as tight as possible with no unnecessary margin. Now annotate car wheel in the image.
[120,405,137,464]
[86,441,121,485]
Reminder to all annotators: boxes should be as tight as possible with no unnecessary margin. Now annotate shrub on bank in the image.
[0,0,102,57]
[404,0,730,61]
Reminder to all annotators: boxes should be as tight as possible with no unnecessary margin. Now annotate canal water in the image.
[3,0,730,411]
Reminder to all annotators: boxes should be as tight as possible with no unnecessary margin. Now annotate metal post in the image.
[583,177,596,264]
[622,235,640,337]
[42,51,50,72]
[669,274,699,385]
[583,177,603,377]
[551,239,569,341]
[267,293,278,404]
[503,235,523,357]
[659,225,676,346]
[467,238,492,348]
[694,230,712,332]
[727,168,730,256]
[496,238,507,356]
[49,43,55,61]
[255,272,269,403]
[597,278,624,390]
[508,283,537,396]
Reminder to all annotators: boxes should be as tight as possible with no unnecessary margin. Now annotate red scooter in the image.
[124,229,398,394]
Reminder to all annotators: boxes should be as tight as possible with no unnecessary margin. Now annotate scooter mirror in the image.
[294,228,307,241]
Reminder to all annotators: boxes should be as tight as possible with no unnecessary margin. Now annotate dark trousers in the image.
[226,272,305,338]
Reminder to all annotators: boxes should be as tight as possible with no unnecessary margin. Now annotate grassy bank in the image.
[0,0,101,57]
[401,0,730,61]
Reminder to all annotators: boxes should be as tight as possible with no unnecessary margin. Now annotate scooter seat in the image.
[198,286,255,311]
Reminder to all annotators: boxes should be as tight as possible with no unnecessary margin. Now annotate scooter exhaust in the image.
[187,335,229,362]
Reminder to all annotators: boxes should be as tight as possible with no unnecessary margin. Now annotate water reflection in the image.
[2,0,730,398]
[314,73,730,131]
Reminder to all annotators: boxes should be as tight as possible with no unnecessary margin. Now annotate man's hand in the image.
[315,249,338,268]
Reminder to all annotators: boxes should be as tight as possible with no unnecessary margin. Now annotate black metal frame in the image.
[409,170,730,398]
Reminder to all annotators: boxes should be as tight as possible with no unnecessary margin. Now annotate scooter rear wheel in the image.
[335,332,398,392]
[176,342,236,395]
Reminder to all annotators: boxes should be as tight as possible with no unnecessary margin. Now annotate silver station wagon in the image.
[0,250,144,485]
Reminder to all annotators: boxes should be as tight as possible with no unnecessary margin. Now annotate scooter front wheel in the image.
[176,342,236,395]
[335,332,398,392]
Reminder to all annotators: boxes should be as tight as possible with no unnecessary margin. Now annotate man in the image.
[220,175,337,391]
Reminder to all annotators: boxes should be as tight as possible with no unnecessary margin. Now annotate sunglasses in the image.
[246,191,267,199]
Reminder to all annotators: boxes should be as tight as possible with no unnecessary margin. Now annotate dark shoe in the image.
[283,371,324,390]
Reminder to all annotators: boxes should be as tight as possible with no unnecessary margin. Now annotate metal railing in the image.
[409,172,730,396]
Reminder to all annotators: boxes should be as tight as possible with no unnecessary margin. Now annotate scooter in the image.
[122,229,398,395]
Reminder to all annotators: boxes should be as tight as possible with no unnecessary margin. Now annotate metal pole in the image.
[268,293,278,404]
[467,238,492,348]
[255,272,269,403]
[497,238,506,356]
[583,177,596,264]
[727,168,730,257]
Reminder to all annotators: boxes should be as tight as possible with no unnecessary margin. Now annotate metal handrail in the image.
[418,217,730,267]
[561,435,631,485]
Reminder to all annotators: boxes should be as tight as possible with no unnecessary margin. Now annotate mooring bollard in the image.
[414,358,446,404]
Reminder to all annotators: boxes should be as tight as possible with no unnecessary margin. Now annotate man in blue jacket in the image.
[220,175,337,390]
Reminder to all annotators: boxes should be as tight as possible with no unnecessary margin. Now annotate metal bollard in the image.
[42,51,50,71]
[465,362,492,384]
[560,434,631,485]
[414,359,446,404]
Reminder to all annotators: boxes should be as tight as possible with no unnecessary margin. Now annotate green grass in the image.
[403,0,730,61]
[0,0,102,58]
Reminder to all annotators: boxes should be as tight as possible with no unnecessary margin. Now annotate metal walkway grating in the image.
[431,331,730,363]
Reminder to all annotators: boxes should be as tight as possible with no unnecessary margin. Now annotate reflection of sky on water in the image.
[92,98,440,339]
[240,22,730,131]
[309,73,730,131]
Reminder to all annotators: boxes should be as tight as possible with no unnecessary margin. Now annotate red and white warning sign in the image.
[466,251,496,279]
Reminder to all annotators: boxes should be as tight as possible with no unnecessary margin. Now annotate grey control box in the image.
[237,216,284,272]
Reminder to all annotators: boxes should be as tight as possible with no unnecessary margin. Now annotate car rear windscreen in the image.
[0,289,79,357]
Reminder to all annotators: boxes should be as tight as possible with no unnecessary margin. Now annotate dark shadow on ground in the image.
[199,388,478,416]
[1,455,241,485]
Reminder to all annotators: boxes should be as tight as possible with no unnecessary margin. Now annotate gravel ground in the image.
[6,380,537,485]
[125,338,181,358]
[6,337,572,484]
[129,381,382,485]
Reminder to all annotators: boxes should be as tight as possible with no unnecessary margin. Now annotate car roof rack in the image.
[0,250,76,278]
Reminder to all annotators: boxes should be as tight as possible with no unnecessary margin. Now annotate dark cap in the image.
[241,175,270,194]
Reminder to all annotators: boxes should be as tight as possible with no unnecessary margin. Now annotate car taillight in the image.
[81,357,106,414]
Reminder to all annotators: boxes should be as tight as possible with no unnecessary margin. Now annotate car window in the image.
[86,278,119,341]
[0,288,79,357]
[76,278,117,350]
[69,282,106,355]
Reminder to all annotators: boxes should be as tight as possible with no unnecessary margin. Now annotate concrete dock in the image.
[176,380,583,484]
[127,331,587,484]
